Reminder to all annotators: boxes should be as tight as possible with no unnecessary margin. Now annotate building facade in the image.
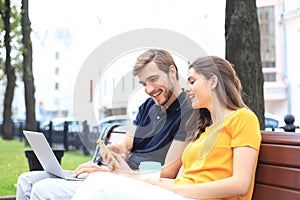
[1,0,299,127]
[257,0,300,125]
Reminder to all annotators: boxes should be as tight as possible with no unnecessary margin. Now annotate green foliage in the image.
[0,1,23,80]
[0,0,4,80]
[0,137,92,196]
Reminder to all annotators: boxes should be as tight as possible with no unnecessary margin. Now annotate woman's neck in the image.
[208,98,234,127]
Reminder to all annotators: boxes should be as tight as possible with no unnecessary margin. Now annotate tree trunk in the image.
[2,0,16,140]
[225,0,265,128]
[22,0,37,131]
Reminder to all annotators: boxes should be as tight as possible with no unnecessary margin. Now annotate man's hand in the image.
[74,161,110,179]
[99,143,129,168]
[101,149,132,172]
[107,143,128,160]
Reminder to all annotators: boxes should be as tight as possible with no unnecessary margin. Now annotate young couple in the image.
[17,49,261,200]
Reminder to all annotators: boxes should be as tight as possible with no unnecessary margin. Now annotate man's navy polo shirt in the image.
[127,91,192,170]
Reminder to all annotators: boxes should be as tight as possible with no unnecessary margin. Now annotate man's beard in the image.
[160,83,174,107]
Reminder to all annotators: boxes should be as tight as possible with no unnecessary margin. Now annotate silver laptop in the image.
[23,130,83,181]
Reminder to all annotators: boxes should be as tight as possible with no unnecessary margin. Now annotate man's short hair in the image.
[133,49,179,80]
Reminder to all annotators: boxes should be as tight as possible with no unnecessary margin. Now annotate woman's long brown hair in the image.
[185,56,247,142]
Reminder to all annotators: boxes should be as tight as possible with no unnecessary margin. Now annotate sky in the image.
[28,0,226,60]
[7,0,300,125]
[9,0,227,121]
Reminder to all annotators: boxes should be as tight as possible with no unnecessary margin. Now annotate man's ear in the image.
[209,75,218,89]
[169,65,177,79]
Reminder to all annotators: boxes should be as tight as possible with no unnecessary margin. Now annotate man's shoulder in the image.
[134,98,157,118]
[177,92,193,112]
[140,97,156,109]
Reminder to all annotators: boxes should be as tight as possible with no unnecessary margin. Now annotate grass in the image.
[0,137,92,196]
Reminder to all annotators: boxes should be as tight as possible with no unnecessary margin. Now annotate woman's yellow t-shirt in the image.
[173,108,262,200]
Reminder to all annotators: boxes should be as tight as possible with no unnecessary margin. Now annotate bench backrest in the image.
[253,131,300,200]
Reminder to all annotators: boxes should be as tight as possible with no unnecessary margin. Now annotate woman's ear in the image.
[209,75,218,89]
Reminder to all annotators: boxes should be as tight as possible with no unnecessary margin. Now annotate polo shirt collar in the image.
[154,90,188,113]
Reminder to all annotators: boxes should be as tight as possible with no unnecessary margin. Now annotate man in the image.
[16,49,192,200]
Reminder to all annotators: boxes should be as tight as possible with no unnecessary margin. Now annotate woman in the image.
[72,56,261,200]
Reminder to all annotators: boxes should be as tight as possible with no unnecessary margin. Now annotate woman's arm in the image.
[157,146,258,199]
[161,140,187,178]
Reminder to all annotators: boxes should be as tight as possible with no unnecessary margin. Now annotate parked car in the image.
[99,115,131,130]
[264,112,285,131]
[40,117,83,132]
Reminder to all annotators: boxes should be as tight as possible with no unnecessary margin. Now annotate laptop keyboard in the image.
[64,170,75,178]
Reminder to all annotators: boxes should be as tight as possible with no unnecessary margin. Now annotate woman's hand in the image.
[144,178,176,192]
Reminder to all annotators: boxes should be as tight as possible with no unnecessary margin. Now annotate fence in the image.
[0,120,101,155]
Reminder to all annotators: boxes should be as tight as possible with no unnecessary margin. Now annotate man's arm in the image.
[118,125,136,154]
[161,140,187,178]
[74,125,136,178]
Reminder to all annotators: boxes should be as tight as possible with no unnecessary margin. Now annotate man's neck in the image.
[161,89,182,110]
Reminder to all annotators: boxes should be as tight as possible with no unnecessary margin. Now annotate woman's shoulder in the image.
[230,108,260,130]
[234,107,258,119]
[228,108,260,127]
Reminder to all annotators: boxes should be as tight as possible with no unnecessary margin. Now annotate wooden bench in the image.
[252,131,300,199]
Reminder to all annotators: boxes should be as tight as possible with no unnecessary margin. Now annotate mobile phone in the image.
[97,139,120,168]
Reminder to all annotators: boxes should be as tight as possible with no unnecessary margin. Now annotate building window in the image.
[55,82,59,90]
[258,6,276,69]
[132,77,135,90]
[112,77,115,90]
[55,52,60,60]
[264,73,276,82]
[103,80,106,95]
[122,77,125,92]
[55,67,59,76]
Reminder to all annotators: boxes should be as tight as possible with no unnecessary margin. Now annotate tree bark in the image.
[225,0,265,128]
[22,0,37,131]
[2,0,16,140]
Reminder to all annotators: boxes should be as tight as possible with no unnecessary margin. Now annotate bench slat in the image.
[259,143,300,167]
[253,183,300,200]
[254,132,300,200]
[261,131,300,145]
[256,163,300,190]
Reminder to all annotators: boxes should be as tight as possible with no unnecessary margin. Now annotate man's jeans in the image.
[16,171,82,200]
